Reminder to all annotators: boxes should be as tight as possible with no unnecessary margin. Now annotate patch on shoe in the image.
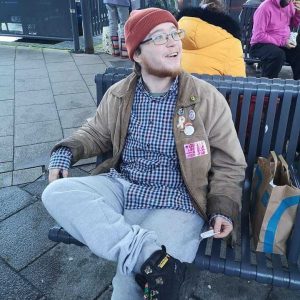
[158,254,170,268]
[184,140,208,159]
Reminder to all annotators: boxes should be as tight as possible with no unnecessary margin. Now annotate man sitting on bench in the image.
[250,0,300,79]
[42,8,246,300]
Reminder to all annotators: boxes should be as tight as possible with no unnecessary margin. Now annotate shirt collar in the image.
[136,76,178,100]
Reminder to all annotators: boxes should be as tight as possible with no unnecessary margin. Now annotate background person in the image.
[250,0,300,79]
[177,0,246,76]
[42,8,246,300]
[104,0,130,58]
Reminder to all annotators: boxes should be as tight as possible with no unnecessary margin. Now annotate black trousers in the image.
[250,43,300,80]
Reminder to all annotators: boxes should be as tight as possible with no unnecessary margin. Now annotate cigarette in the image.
[200,229,220,239]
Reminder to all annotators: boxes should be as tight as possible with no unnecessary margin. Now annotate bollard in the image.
[80,0,94,54]
[69,0,80,52]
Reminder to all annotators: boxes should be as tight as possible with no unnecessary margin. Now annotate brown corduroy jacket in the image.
[52,71,247,237]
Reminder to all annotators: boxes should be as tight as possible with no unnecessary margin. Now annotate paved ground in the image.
[1,44,299,299]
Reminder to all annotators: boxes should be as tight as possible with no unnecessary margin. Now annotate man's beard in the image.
[143,60,182,78]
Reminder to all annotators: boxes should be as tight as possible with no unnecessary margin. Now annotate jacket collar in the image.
[111,71,201,107]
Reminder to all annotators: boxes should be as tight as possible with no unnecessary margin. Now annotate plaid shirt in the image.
[109,77,196,214]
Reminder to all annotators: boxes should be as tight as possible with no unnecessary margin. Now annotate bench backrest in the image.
[239,4,259,62]
[95,68,300,173]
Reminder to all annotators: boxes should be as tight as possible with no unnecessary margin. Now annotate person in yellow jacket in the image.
[178,0,246,76]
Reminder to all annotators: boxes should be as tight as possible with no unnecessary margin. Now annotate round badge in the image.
[184,124,195,136]
[177,108,184,116]
[189,109,195,121]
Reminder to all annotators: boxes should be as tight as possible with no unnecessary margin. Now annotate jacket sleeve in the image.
[51,90,113,164]
[252,8,286,46]
[206,91,247,227]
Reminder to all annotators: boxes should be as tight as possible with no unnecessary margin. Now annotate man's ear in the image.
[133,49,142,63]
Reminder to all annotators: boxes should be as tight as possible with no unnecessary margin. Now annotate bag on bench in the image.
[251,151,300,255]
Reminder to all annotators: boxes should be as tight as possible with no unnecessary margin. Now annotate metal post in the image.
[69,0,80,52]
[80,0,94,54]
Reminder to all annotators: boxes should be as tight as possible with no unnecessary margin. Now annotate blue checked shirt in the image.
[109,77,196,214]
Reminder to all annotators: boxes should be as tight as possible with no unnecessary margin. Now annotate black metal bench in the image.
[49,68,300,289]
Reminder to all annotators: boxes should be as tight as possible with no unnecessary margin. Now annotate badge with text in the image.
[184,140,208,159]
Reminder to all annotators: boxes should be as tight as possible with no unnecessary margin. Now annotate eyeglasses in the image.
[140,29,185,46]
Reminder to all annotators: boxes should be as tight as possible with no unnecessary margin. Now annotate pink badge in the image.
[184,140,208,159]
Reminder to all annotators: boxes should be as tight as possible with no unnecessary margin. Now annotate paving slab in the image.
[13,166,44,185]
[51,80,89,95]
[58,107,96,128]
[0,186,35,221]
[0,100,13,116]
[0,162,13,173]
[0,65,14,76]
[46,61,77,72]
[96,285,113,300]
[0,259,42,300]
[82,74,96,86]
[23,178,48,199]
[54,92,95,110]
[0,115,13,136]
[15,120,62,146]
[20,244,116,300]
[0,172,12,188]
[0,58,14,66]
[269,286,300,299]
[0,86,14,100]
[43,49,72,63]
[73,157,97,167]
[16,47,43,58]
[15,77,51,92]
[15,103,58,124]
[88,84,97,102]
[0,75,14,86]
[15,68,49,80]
[77,63,107,75]
[14,141,57,170]
[72,54,103,65]
[48,70,82,83]
[15,89,54,106]
[180,269,271,300]
[0,201,57,270]
[15,59,46,70]
[78,163,96,173]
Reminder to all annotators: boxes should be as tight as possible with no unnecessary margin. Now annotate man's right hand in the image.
[49,168,69,183]
[286,40,297,49]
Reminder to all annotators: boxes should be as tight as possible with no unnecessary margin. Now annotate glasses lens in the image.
[171,30,184,41]
[153,34,167,45]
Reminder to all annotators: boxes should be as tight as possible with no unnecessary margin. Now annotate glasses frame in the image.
[140,29,185,46]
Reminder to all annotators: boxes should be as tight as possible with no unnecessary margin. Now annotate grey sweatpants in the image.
[42,174,204,300]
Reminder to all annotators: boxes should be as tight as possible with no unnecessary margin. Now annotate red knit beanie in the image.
[124,8,178,61]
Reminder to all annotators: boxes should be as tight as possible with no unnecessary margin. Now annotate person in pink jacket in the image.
[250,0,300,79]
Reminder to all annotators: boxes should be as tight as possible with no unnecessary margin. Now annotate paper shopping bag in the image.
[251,152,300,255]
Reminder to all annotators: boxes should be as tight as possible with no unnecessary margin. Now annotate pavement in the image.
[1,43,300,299]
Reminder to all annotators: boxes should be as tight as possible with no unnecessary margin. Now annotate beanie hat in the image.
[124,8,178,60]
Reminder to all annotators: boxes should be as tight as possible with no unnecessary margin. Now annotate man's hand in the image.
[286,40,297,49]
[293,0,300,12]
[49,168,69,183]
[211,216,233,238]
